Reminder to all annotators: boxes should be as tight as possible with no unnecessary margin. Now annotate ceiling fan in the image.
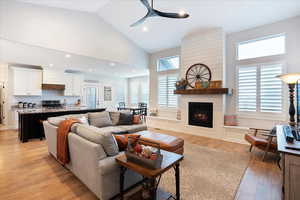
[131,0,190,27]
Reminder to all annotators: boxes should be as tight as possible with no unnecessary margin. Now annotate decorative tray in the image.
[125,137,163,169]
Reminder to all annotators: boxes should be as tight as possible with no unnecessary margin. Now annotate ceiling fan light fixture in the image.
[142,26,149,32]
[178,10,187,17]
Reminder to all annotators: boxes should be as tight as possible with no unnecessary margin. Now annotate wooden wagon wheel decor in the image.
[185,63,212,88]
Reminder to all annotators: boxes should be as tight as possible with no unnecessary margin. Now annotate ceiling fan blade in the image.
[130,12,150,27]
[154,10,189,19]
[140,0,151,10]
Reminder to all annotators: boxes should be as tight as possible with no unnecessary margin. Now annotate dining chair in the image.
[118,102,126,110]
[138,103,147,121]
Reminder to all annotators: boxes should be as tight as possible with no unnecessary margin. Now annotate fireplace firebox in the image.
[188,102,213,128]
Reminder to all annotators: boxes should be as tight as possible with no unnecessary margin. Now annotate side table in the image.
[115,150,183,200]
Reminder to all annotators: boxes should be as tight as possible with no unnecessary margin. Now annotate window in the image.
[238,63,283,113]
[158,74,178,108]
[129,77,149,105]
[237,34,285,60]
[157,56,180,72]
[260,64,283,112]
[238,66,257,112]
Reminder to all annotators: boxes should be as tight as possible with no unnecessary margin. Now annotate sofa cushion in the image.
[48,117,66,126]
[109,112,120,126]
[118,112,133,125]
[76,124,119,156]
[48,114,89,127]
[117,124,147,133]
[94,126,124,133]
[88,111,112,128]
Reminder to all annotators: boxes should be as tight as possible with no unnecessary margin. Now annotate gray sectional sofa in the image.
[43,111,147,200]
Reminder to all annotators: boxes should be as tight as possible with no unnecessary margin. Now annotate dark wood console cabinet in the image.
[277,125,300,200]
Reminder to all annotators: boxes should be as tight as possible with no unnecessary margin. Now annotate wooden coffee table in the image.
[115,150,184,200]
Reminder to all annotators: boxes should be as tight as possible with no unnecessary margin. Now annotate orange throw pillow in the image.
[132,115,141,124]
[114,134,141,151]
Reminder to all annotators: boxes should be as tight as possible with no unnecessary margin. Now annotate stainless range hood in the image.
[42,84,65,90]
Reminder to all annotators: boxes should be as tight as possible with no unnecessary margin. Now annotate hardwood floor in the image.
[0,129,282,200]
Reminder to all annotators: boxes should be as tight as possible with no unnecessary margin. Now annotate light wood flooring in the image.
[0,129,282,200]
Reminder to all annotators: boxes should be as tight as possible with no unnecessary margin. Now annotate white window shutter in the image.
[238,66,257,112]
[158,76,168,107]
[158,74,178,108]
[260,64,283,112]
[167,75,178,108]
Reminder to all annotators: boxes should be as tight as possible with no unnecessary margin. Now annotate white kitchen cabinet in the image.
[12,67,42,96]
[64,73,83,96]
[43,69,65,84]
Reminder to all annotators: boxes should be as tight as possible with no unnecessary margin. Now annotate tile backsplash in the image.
[12,90,80,106]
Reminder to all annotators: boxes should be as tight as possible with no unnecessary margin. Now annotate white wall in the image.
[0,1,148,69]
[0,63,8,125]
[226,16,300,128]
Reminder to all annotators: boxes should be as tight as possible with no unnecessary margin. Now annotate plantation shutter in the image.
[238,66,257,112]
[260,64,283,112]
[129,80,138,105]
[158,74,178,108]
[167,75,178,107]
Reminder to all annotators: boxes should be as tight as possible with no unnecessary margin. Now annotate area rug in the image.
[159,143,250,200]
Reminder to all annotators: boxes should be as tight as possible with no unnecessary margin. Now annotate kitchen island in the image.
[17,107,106,142]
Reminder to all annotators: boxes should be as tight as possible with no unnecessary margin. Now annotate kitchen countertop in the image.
[16,106,105,114]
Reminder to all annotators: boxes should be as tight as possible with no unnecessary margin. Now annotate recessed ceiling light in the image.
[49,64,54,67]
[178,10,186,17]
[110,62,116,66]
[142,26,148,32]
[65,54,71,58]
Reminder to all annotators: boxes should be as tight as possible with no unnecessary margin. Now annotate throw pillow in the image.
[132,115,141,124]
[88,111,113,128]
[114,134,141,151]
[109,112,120,126]
[76,124,119,156]
[118,112,133,125]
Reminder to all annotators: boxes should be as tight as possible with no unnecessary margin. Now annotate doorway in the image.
[83,85,99,109]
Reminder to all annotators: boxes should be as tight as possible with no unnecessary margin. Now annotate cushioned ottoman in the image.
[137,130,184,155]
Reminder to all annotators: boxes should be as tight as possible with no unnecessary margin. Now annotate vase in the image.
[195,80,202,89]
[201,81,210,88]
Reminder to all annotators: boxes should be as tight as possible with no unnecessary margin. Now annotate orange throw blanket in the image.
[57,118,79,165]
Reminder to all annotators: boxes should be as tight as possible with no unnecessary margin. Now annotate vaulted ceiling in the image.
[16,0,300,53]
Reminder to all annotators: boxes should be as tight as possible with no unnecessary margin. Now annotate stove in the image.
[42,100,63,109]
